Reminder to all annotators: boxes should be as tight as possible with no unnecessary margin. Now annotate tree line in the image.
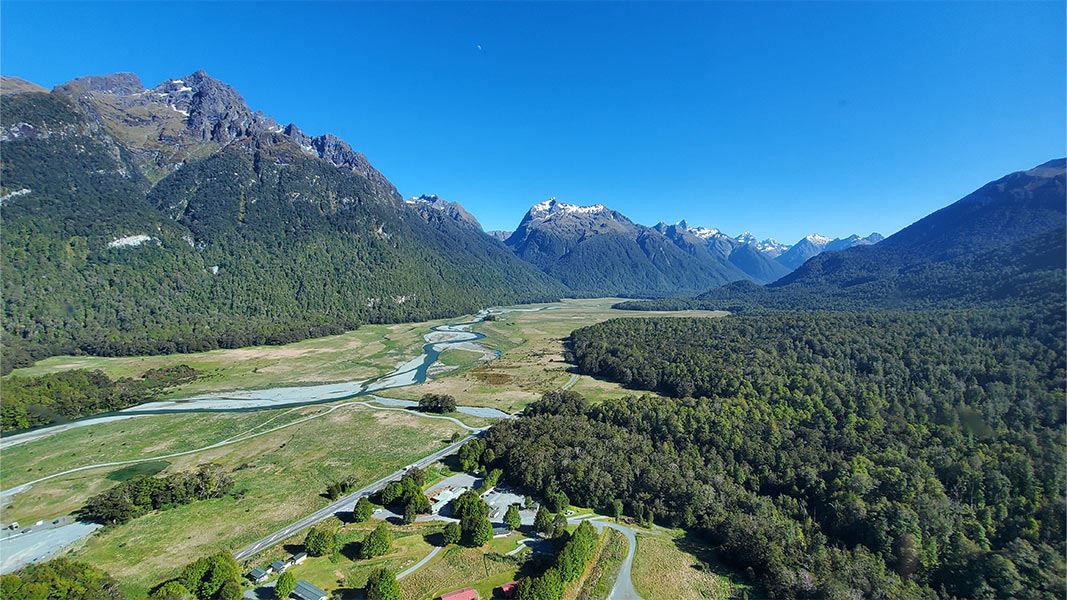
[1,365,198,432]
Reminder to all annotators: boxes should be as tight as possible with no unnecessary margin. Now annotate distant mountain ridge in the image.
[503,199,749,295]
[775,232,883,270]
[689,158,1066,310]
[495,197,880,293]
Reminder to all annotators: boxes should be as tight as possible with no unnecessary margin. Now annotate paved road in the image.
[571,516,643,600]
[234,434,476,561]
[561,373,580,390]
[396,545,442,579]
[599,521,641,600]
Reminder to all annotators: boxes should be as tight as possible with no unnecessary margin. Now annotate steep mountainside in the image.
[0,73,565,369]
[504,199,749,295]
[726,243,792,283]
[687,159,1066,310]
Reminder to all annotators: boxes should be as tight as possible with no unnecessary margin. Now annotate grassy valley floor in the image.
[3,406,463,598]
[0,298,735,598]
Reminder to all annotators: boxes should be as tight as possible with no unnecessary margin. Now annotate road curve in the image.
[561,372,580,390]
[570,516,643,600]
[396,545,442,579]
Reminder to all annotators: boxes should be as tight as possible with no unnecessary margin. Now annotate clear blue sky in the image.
[2,1,1064,241]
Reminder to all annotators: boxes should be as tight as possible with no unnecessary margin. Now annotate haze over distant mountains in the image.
[622,158,1066,311]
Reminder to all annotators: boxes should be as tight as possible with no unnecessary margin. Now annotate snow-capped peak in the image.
[406,194,444,205]
[735,231,758,244]
[529,198,607,218]
[676,220,722,239]
[804,233,832,246]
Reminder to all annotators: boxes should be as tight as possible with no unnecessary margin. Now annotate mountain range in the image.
[423,196,882,294]
[0,71,564,369]
[637,158,1066,311]
[4,69,1056,370]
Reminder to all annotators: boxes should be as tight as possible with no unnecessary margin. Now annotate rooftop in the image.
[292,579,328,600]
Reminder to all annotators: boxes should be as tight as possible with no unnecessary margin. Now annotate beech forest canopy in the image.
[482,302,1066,598]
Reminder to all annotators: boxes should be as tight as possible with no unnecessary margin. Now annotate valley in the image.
[0,298,732,599]
[1,8,1063,598]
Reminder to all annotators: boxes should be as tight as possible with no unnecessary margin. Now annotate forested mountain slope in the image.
[0,74,564,370]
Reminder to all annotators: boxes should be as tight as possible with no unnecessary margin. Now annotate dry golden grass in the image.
[632,531,739,600]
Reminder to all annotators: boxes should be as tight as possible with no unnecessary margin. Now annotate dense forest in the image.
[0,366,197,432]
[482,304,1066,598]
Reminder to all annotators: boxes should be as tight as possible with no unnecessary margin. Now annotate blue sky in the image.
[2,1,1063,241]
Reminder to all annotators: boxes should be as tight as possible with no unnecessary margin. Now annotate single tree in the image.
[534,506,553,536]
[352,496,373,522]
[504,504,522,531]
[364,569,401,600]
[360,523,392,559]
[378,481,404,506]
[274,572,296,599]
[442,521,462,545]
[611,499,624,521]
[552,514,569,538]
[402,502,417,525]
[304,527,335,557]
[483,468,503,489]
[469,515,493,547]
[150,581,193,600]
[217,580,242,600]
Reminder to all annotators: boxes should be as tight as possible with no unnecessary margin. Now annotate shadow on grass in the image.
[673,530,757,597]
[340,540,363,562]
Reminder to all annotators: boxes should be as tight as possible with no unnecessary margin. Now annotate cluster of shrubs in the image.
[80,464,232,525]
[149,552,242,600]
[417,393,457,413]
[374,468,431,524]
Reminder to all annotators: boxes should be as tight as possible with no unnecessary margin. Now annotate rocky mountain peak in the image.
[149,70,276,144]
[405,194,481,229]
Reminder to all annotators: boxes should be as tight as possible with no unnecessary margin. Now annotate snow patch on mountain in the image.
[107,234,155,248]
[530,198,608,219]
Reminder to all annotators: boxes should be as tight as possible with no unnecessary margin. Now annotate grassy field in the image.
[631,529,743,600]
[399,533,527,600]
[4,298,724,411]
[250,519,444,594]
[35,407,464,598]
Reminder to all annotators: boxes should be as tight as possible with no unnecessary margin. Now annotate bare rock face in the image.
[49,69,395,191]
[166,70,277,144]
